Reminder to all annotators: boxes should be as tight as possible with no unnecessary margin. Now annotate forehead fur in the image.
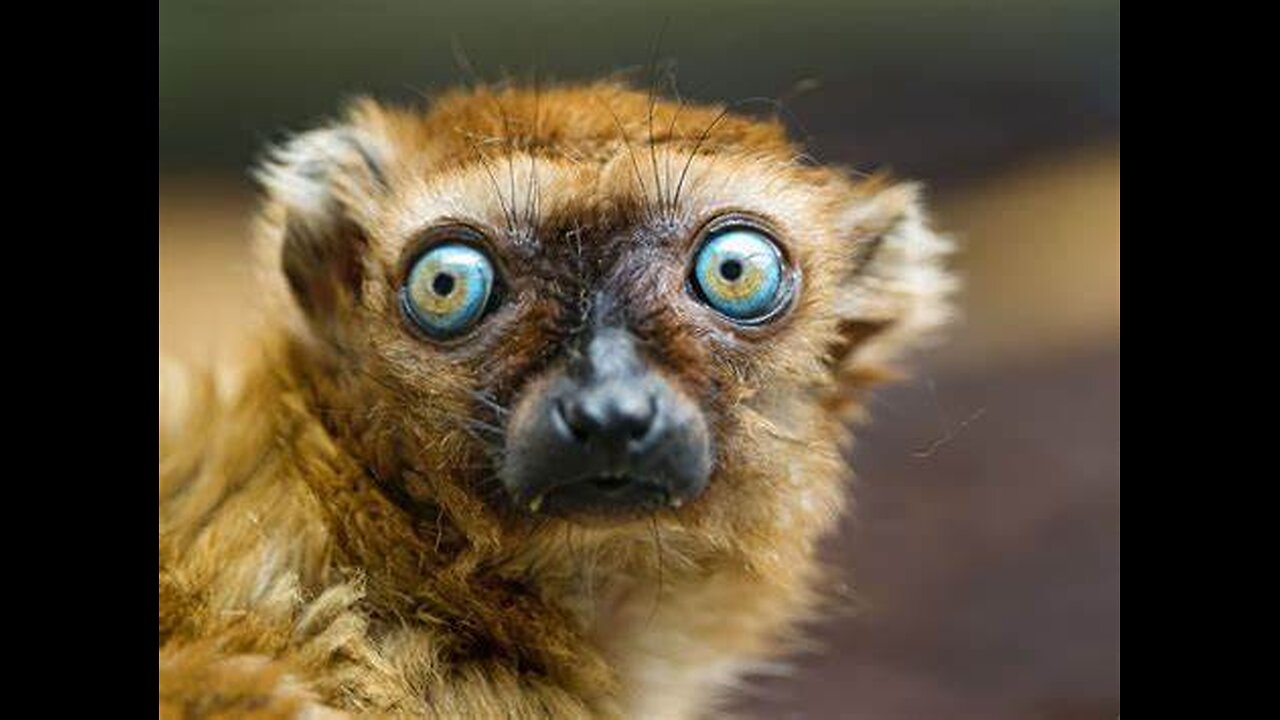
[342,82,857,249]
[364,82,797,169]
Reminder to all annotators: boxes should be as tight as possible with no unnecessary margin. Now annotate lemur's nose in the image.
[553,328,664,452]
[500,326,713,519]
[555,383,659,448]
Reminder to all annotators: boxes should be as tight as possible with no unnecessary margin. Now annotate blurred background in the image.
[159,1,1119,717]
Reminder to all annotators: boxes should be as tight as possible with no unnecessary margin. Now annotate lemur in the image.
[158,81,953,719]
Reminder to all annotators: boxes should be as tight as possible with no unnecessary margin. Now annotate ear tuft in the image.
[256,124,391,223]
[253,112,394,330]
[830,181,957,380]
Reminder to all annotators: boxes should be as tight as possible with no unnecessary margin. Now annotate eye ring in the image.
[399,229,503,340]
[688,216,795,325]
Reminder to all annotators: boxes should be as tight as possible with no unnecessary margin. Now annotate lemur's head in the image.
[256,83,951,554]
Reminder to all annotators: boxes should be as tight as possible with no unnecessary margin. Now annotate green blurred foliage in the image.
[159,0,1118,180]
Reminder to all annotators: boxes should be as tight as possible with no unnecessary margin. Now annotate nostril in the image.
[626,395,659,441]
[555,399,592,443]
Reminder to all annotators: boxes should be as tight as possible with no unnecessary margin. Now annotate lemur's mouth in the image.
[585,474,633,492]
[528,473,676,518]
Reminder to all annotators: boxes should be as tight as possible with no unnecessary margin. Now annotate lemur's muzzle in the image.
[501,328,712,519]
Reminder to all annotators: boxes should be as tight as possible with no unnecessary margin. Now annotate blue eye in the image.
[401,243,497,338]
[691,225,789,322]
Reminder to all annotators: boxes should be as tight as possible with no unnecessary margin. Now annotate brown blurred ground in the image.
[158,143,1119,719]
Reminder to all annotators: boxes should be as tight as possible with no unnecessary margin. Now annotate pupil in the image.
[432,273,456,296]
[720,259,744,282]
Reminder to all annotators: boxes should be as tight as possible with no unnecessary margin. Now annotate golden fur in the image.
[159,81,953,718]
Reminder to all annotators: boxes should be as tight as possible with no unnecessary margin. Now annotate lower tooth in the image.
[529,495,544,513]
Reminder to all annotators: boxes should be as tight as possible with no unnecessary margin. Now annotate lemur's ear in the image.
[255,103,393,327]
[829,181,956,389]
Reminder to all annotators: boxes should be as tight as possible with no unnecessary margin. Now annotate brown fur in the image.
[159,81,953,718]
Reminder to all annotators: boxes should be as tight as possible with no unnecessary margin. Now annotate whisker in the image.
[483,85,521,236]
[662,63,686,219]
[645,19,670,213]
[596,95,652,209]
[468,389,511,417]
[449,35,483,89]
[527,66,543,230]
[463,135,518,232]
[647,516,666,625]
[672,105,731,212]
[673,96,800,210]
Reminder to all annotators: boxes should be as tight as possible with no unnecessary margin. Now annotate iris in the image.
[692,227,787,321]
[401,243,496,338]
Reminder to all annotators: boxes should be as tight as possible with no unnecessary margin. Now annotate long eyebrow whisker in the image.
[483,83,521,236]
[645,20,670,215]
[462,134,518,232]
[662,63,686,219]
[528,67,543,231]
[673,96,788,211]
[672,104,733,212]
[597,96,654,212]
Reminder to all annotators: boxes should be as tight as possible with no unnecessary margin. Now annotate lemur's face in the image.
[392,201,799,521]
[262,84,950,533]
